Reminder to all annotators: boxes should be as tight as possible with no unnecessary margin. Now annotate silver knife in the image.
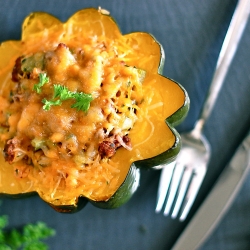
[172,130,250,250]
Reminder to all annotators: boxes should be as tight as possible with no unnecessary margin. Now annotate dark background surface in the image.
[0,0,250,249]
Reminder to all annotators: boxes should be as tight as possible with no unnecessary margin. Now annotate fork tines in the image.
[156,161,206,221]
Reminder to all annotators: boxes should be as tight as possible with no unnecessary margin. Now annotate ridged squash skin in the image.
[0,8,189,212]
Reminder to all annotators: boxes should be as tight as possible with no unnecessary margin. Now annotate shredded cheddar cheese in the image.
[0,36,146,204]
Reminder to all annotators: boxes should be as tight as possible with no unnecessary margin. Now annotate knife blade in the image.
[172,131,250,250]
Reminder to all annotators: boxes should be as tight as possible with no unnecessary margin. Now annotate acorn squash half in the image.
[0,8,189,212]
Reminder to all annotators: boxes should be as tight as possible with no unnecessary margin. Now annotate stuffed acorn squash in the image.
[0,8,189,212]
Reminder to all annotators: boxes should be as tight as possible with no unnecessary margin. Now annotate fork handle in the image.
[193,0,250,136]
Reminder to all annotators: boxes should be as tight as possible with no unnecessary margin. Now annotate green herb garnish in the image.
[43,84,93,112]
[33,73,49,94]
[0,215,55,250]
[33,73,92,112]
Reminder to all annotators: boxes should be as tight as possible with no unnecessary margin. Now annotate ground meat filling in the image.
[0,40,145,201]
[4,138,21,164]
[98,135,131,158]
[11,57,23,82]
[4,43,142,168]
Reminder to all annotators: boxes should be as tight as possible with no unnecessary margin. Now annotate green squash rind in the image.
[91,164,140,209]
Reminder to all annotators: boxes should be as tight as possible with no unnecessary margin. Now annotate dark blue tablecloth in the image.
[0,0,250,249]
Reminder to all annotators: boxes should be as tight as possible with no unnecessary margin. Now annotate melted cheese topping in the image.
[0,37,146,204]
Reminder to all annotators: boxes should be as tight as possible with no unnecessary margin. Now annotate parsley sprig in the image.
[33,73,93,112]
[0,215,55,250]
[42,84,93,111]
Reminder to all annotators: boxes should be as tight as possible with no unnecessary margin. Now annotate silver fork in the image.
[155,0,250,221]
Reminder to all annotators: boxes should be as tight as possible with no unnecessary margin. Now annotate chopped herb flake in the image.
[42,99,62,111]
[53,84,74,101]
[70,92,93,111]
[33,73,49,94]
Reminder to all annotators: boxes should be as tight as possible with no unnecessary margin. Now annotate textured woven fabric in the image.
[0,0,250,249]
